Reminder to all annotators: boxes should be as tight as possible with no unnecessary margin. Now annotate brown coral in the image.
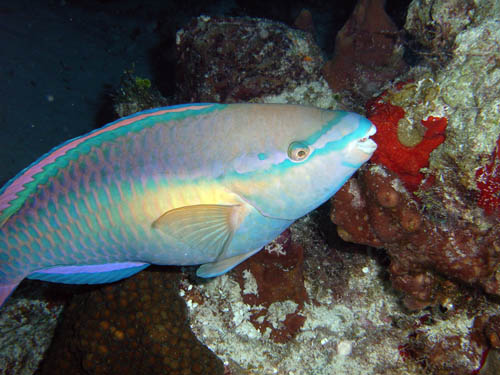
[331,164,500,310]
[37,268,224,375]
[321,0,406,101]
[294,9,315,34]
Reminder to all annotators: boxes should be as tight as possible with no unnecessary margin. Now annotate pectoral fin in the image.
[196,247,263,277]
[152,204,246,260]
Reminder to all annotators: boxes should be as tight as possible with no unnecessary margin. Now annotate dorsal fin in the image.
[0,104,219,227]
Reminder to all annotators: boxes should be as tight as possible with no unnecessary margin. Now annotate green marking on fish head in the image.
[224,106,377,220]
[257,153,268,161]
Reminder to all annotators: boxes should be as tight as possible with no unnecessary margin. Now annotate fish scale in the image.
[0,103,377,307]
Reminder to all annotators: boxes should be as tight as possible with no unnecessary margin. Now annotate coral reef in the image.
[37,269,224,375]
[331,164,500,310]
[330,0,500,316]
[168,7,500,373]
[400,0,500,228]
[175,15,324,103]
[181,212,417,375]
[321,0,406,104]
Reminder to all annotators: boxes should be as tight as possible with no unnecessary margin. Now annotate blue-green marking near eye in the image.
[258,153,268,161]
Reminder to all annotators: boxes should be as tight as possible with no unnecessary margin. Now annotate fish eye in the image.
[288,141,311,162]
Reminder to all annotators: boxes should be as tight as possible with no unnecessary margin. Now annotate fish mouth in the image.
[357,125,377,154]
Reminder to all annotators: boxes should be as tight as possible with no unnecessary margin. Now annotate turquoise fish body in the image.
[0,103,376,307]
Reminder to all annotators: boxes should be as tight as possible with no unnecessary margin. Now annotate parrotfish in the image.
[0,103,376,307]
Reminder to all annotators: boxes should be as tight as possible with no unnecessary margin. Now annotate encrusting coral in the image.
[365,81,448,192]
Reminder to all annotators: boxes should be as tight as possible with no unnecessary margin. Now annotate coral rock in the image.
[176,16,324,103]
[331,164,500,310]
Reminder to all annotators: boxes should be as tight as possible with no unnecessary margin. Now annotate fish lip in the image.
[357,138,377,154]
[356,125,377,154]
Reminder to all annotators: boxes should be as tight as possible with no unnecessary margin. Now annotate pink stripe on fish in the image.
[0,104,213,213]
